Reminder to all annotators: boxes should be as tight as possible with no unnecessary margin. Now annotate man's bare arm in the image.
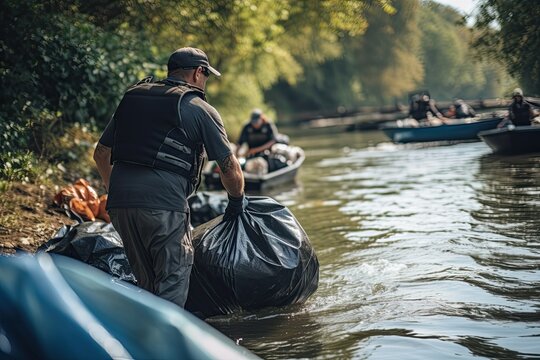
[217,154,244,197]
[93,142,113,192]
[247,139,276,156]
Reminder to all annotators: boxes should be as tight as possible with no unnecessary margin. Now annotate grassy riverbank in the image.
[0,182,70,253]
[0,127,104,254]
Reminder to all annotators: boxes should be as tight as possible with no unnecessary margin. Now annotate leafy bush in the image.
[0,151,42,191]
[474,0,540,95]
[0,0,155,183]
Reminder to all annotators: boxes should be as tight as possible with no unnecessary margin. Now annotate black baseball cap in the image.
[167,47,221,76]
[250,108,262,123]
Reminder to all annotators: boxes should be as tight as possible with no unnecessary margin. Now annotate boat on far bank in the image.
[380,115,504,144]
[478,125,540,154]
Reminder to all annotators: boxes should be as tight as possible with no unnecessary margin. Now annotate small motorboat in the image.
[204,145,305,192]
[478,125,540,154]
[380,116,504,144]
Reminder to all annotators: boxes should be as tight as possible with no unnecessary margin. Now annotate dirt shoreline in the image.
[0,183,73,254]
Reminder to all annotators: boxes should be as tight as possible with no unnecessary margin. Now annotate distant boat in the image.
[478,125,540,154]
[203,147,305,192]
[380,116,503,144]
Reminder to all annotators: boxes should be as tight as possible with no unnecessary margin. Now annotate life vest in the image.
[111,79,206,188]
[455,104,474,119]
[410,101,429,120]
[245,123,274,148]
[510,101,532,126]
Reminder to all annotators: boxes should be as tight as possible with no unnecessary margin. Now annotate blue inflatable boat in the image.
[0,253,259,360]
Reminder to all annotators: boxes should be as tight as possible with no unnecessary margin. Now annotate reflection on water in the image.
[473,154,540,239]
[208,130,540,359]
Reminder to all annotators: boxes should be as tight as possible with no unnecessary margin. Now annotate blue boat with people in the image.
[380,116,504,144]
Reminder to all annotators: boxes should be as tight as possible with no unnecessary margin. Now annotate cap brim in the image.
[208,65,221,77]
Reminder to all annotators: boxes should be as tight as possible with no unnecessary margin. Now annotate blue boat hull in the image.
[382,117,502,143]
[0,253,260,360]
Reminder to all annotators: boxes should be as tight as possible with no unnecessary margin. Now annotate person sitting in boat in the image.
[235,109,278,158]
[445,100,476,119]
[454,99,476,119]
[498,88,537,128]
[409,94,446,126]
[444,104,456,118]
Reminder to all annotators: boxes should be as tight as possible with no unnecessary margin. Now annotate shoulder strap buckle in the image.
[136,76,154,85]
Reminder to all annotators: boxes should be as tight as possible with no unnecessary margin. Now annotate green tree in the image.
[63,0,392,134]
[0,0,152,182]
[2,0,399,184]
[265,0,513,121]
[265,0,421,116]
[416,1,514,101]
[352,0,422,103]
[473,0,540,95]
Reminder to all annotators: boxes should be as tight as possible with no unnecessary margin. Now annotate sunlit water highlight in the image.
[208,130,540,359]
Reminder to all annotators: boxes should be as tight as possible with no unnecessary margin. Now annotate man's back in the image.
[102,88,232,212]
[94,47,245,309]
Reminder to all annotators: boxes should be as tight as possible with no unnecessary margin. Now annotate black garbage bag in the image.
[185,196,319,317]
[42,196,319,318]
[39,191,227,279]
[38,222,137,284]
[188,192,228,227]
[267,154,288,172]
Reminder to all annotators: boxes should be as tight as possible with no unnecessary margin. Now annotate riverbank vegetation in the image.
[1,0,538,191]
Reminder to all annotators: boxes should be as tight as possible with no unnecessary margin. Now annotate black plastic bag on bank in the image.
[188,192,228,228]
[41,196,319,318]
[38,191,226,277]
[38,222,137,284]
[185,196,319,318]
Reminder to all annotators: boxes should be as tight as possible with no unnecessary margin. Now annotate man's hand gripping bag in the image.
[185,196,319,318]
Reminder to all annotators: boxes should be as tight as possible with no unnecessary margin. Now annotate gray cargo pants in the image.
[108,208,194,308]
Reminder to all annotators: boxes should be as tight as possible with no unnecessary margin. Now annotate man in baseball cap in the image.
[508,87,535,126]
[94,46,244,309]
[167,47,221,77]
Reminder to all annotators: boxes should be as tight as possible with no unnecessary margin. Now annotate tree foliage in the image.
[0,1,151,155]
[61,0,386,132]
[265,0,511,118]
[418,1,511,100]
[0,0,154,183]
[352,0,423,102]
[0,0,518,184]
[473,0,540,95]
[1,0,393,159]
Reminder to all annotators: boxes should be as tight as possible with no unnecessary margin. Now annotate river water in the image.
[208,129,540,359]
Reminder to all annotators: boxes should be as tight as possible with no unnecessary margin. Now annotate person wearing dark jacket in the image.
[445,99,476,119]
[508,88,535,126]
[409,94,446,125]
[498,88,536,128]
[93,47,245,308]
[454,99,476,119]
[235,109,278,157]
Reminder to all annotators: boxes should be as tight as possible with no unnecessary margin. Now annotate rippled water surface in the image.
[209,129,540,359]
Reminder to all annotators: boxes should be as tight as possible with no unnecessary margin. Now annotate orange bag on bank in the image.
[54,179,110,223]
